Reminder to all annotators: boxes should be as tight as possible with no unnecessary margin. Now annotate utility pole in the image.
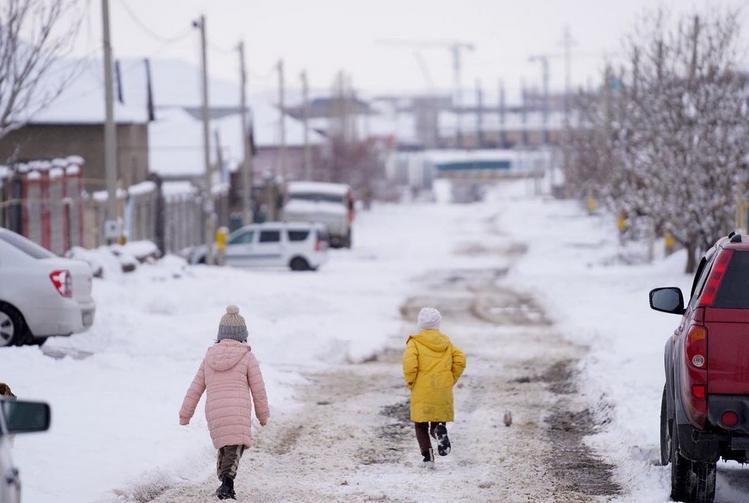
[560,25,576,126]
[301,70,312,180]
[277,59,286,181]
[520,79,528,146]
[101,0,118,245]
[238,41,253,225]
[529,54,550,145]
[498,80,506,147]
[195,15,214,265]
[475,80,483,148]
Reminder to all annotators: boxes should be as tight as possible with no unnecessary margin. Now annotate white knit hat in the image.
[417,307,441,331]
[218,305,248,342]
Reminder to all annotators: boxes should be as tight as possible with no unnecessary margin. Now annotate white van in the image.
[283,182,354,248]
[190,222,329,271]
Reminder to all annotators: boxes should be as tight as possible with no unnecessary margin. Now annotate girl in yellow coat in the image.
[402,307,466,467]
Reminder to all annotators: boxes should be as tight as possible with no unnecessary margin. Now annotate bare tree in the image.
[0,0,81,140]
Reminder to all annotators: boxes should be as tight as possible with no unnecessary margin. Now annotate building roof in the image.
[149,105,325,178]
[26,58,150,125]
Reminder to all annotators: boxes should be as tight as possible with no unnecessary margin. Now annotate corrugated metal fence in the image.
[0,158,226,256]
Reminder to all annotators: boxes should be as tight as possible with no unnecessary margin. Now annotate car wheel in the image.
[0,303,26,347]
[661,384,672,466]
[290,257,310,271]
[26,336,48,347]
[671,426,716,503]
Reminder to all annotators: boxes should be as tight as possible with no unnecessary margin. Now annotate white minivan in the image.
[190,222,329,271]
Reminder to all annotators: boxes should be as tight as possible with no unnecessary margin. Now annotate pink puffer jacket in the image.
[179,339,270,449]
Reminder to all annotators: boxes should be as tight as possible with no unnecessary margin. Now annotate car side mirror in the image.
[1,399,51,434]
[649,287,686,315]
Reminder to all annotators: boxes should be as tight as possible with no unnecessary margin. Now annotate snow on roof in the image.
[162,181,198,197]
[286,181,350,195]
[27,58,149,125]
[149,105,325,178]
[242,101,325,149]
[148,107,206,178]
[128,180,157,196]
[119,58,241,109]
[284,199,347,216]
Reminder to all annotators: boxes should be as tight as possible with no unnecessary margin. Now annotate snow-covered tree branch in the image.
[566,8,749,272]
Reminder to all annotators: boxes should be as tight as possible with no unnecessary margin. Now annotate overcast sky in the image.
[67,0,749,104]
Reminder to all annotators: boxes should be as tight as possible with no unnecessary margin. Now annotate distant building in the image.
[0,59,151,191]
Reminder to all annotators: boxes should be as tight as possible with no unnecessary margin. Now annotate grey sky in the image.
[69,0,749,104]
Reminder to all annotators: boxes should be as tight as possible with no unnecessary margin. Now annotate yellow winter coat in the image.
[402,329,466,423]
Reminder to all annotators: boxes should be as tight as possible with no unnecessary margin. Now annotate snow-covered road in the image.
[147,257,615,503]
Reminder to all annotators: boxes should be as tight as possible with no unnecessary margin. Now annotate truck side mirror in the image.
[649,287,686,315]
[1,399,51,434]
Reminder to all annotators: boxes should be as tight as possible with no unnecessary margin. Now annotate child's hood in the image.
[206,339,251,371]
[408,330,451,354]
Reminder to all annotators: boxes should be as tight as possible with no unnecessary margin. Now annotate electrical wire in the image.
[115,0,193,44]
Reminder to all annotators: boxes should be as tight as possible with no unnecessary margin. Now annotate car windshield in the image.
[289,193,345,204]
[0,231,56,259]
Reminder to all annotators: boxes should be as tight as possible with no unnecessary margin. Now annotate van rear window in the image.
[715,251,749,308]
[288,230,309,242]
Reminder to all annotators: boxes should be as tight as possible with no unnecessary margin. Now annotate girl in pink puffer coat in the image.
[179,305,270,501]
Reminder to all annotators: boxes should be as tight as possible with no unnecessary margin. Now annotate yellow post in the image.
[617,213,626,233]
[215,227,228,266]
[587,195,596,214]
[665,231,675,256]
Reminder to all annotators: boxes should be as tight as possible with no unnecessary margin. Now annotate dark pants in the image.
[414,422,445,454]
[217,445,245,480]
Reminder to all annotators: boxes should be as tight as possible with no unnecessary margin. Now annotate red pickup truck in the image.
[651,233,749,503]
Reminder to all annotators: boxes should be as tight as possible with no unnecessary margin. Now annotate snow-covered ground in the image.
[3,197,505,503]
[9,179,747,502]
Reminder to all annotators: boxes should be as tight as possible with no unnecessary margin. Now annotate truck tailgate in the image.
[706,308,749,394]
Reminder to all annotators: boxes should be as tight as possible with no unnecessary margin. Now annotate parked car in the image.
[651,232,749,503]
[0,228,96,347]
[283,182,354,248]
[0,398,51,503]
[190,222,329,271]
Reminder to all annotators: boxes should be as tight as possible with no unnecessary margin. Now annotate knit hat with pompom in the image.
[217,305,248,342]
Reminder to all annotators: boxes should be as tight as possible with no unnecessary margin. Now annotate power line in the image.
[115,0,192,43]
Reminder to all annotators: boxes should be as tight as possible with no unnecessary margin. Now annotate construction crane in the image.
[376,39,475,146]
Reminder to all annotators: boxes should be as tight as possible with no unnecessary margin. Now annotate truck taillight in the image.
[700,250,733,306]
[50,270,72,297]
[687,325,707,369]
[684,324,708,427]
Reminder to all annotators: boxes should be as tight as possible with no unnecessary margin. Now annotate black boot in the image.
[435,424,451,456]
[216,476,235,500]
[421,447,435,468]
